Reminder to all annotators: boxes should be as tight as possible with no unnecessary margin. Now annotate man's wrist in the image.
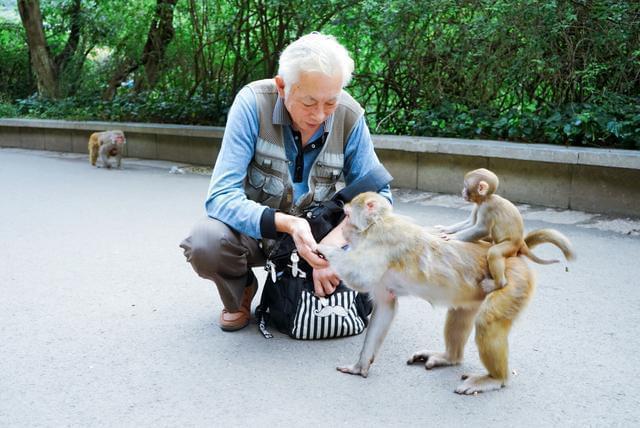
[275,212,303,235]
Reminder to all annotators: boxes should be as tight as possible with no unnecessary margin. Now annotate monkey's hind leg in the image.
[88,135,99,166]
[456,258,534,394]
[115,149,122,168]
[487,242,519,289]
[407,305,479,370]
[455,318,511,394]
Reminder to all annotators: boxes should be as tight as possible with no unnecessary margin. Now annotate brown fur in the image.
[441,168,571,292]
[318,192,574,394]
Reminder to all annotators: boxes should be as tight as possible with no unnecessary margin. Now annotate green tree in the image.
[17,0,82,98]
[4,0,639,148]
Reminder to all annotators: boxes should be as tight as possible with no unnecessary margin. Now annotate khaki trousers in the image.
[179,217,266,311]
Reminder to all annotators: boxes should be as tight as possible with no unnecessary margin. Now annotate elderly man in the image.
[180,32,391,331]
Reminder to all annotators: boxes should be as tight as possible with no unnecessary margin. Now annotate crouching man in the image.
[180,33,391,331]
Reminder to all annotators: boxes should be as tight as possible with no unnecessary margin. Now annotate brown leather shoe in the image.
[219,280,258,332]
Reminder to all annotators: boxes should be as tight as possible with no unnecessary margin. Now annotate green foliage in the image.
[0,19,34,99]
[338,0,640,149]
[3,0,640,149]
[15,89,228,125]
[0,100,18,117]
[408,96,640,149]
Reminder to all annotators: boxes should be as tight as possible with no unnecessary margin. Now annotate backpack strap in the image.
[333,164,393,203]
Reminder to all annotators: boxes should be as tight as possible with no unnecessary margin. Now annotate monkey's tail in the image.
[519,244,559,264]
[522,229,576,264]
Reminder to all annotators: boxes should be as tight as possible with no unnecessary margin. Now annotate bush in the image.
[14,90,229,125]
[12,91,639,149]
[408,96,640,150]
[0,101,18,118]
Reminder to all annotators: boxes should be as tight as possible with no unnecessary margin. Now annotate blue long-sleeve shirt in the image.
[205,84,391,239]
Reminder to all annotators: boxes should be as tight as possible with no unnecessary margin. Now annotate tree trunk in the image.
[17,0,59,98]
[135,0,178,91]
[55,0,82,74]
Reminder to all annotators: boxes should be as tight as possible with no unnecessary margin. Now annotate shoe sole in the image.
[220,318,250,332]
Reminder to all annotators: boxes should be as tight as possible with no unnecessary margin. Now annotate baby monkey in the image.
[439,168,563,292]
[88,130,126,168]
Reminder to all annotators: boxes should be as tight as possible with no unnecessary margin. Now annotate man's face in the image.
[276,71,342,136]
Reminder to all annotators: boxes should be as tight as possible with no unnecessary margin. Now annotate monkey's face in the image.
[461,185,471,202]
[462,178,485,203]
[343,201,366,233]
[463,185,483,203]
[342,203,357,240]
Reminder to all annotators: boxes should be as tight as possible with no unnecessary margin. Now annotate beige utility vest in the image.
[244,79,364,214]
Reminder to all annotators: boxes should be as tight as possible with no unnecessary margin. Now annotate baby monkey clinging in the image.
[439,168,569,292]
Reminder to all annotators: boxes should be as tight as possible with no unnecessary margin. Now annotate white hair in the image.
[278,32,354,96]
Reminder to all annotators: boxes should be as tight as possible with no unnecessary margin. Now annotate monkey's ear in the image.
[477,180,490,196]
[365,199,377,213]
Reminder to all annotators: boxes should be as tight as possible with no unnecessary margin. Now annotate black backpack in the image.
[255,165,392,339]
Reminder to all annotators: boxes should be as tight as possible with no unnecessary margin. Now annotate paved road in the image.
[1,148,639,427]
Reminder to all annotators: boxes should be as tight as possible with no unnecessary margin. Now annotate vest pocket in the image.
[245,164,285,209]
[314,153,343,182]
[312,154,343,203]
[313,181,335,202]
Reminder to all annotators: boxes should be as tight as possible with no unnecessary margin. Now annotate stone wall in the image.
[1,119,638,216]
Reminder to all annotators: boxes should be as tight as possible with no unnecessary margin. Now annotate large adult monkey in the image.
[88,130,126,169]
[438,168,571,292]
[317,192,574,394]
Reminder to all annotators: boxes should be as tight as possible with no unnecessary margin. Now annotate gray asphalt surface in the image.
[1,147,639,427]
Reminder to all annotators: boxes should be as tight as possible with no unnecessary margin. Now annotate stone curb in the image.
[1,118,639,217]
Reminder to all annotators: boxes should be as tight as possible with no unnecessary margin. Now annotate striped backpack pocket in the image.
[291,289,365,339]
[255,273,371,340]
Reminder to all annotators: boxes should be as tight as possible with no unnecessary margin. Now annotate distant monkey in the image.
[317,192,575,394]
[88,130,126,169]
[438,168,569,292]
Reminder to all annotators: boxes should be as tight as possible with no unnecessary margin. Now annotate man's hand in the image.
[310,216,348,296]
[276,213,328,269]
[313,266,341,297]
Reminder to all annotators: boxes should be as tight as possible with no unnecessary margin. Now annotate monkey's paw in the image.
[337,362,370,378]
[407,350,457,369]
[455,374,505,395]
